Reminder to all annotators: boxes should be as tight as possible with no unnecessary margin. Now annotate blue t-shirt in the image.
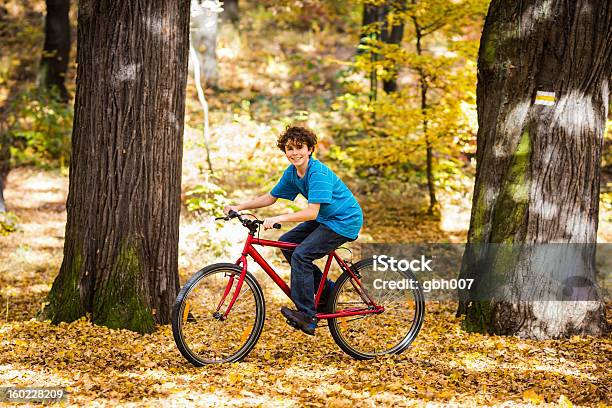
[270,158,363,240]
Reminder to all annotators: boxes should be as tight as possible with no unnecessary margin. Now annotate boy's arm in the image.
[262,203,320,229]
[224,193,278,214]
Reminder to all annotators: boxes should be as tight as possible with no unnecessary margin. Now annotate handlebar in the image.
[215,210,281,231]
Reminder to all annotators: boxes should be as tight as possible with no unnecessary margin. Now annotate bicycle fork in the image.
[212,256,249,320]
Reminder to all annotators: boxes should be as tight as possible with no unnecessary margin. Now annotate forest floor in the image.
[0,165,610,407]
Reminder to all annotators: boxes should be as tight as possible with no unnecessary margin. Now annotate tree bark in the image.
[38,0,71,102]
[458,0,611,339]
[44,0,190,333]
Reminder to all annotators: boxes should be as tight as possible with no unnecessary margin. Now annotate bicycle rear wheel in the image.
[172,263,265,365]
[328,259,425,360]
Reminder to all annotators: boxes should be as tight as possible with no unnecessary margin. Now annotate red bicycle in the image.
[172,211,425,365]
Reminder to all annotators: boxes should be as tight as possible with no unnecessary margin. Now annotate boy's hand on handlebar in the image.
[263,217,282,230]
[223,205,240,215]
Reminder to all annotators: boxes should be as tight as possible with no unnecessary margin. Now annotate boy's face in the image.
[284,139,312,168]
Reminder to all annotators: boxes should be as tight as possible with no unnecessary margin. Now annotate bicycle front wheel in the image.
[328,259,425,360]
[172,263,265,365]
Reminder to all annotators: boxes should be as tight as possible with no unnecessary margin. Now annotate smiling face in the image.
[284,139,312,168]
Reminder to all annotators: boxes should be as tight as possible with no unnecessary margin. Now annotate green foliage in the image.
[604,119,612,169]
[0,212,20,236]
[7,87,72,169]
[193,223,233,261]
[185,179,230,217]
[332,0,488,197]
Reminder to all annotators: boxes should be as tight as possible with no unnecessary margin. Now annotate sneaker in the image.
[281,306,318,336]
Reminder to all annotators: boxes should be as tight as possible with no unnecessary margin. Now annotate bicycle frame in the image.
[216,232,384,320]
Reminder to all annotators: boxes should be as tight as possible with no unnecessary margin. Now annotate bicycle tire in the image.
[328,259,425,360]
[172,263,265,365]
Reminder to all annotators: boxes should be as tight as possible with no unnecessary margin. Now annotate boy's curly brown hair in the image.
[276,126,317,156]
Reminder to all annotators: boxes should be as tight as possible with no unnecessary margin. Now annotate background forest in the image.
[0,0,610,406]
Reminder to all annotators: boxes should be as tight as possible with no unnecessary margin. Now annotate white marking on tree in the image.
[554,90,597,134]
[535,91,556,106]
[114,63,140,83]
[493,99,530,158]
[146,17,166,39]
[537,198,559,220]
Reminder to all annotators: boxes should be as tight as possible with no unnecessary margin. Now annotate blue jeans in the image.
[279,220,352,318]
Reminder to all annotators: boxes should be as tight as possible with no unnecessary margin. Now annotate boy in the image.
[224,126,363,335]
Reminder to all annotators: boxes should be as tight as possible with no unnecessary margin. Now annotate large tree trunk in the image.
[38,0,71,102]
[44,0,190,333]
[457,0,611,339]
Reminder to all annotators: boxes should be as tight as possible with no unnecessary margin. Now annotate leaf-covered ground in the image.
[1,168,611,407]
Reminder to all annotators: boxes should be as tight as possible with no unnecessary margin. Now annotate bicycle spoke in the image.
[329,265,424,359]
[174,268,263,364]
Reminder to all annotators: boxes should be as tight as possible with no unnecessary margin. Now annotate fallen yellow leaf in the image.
[523,389,544,404]
[558,395,573,407]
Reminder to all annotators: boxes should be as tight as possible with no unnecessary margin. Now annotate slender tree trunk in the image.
[38,0,71,102]
[44,0,190,333]
[221,0,238,23]
[361,3,388,103]
[457,0,610,338]
[191,0,219,89]
[0,144,8,212]
[0,60,37,213]
[413,19,438,215]
[382,24,404,93]
[359,3,382,55]
[382,1,405,93]
[370,39,379,104]
[421,80,437,214]
[0,120,10,213]
[360,2,405,95]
